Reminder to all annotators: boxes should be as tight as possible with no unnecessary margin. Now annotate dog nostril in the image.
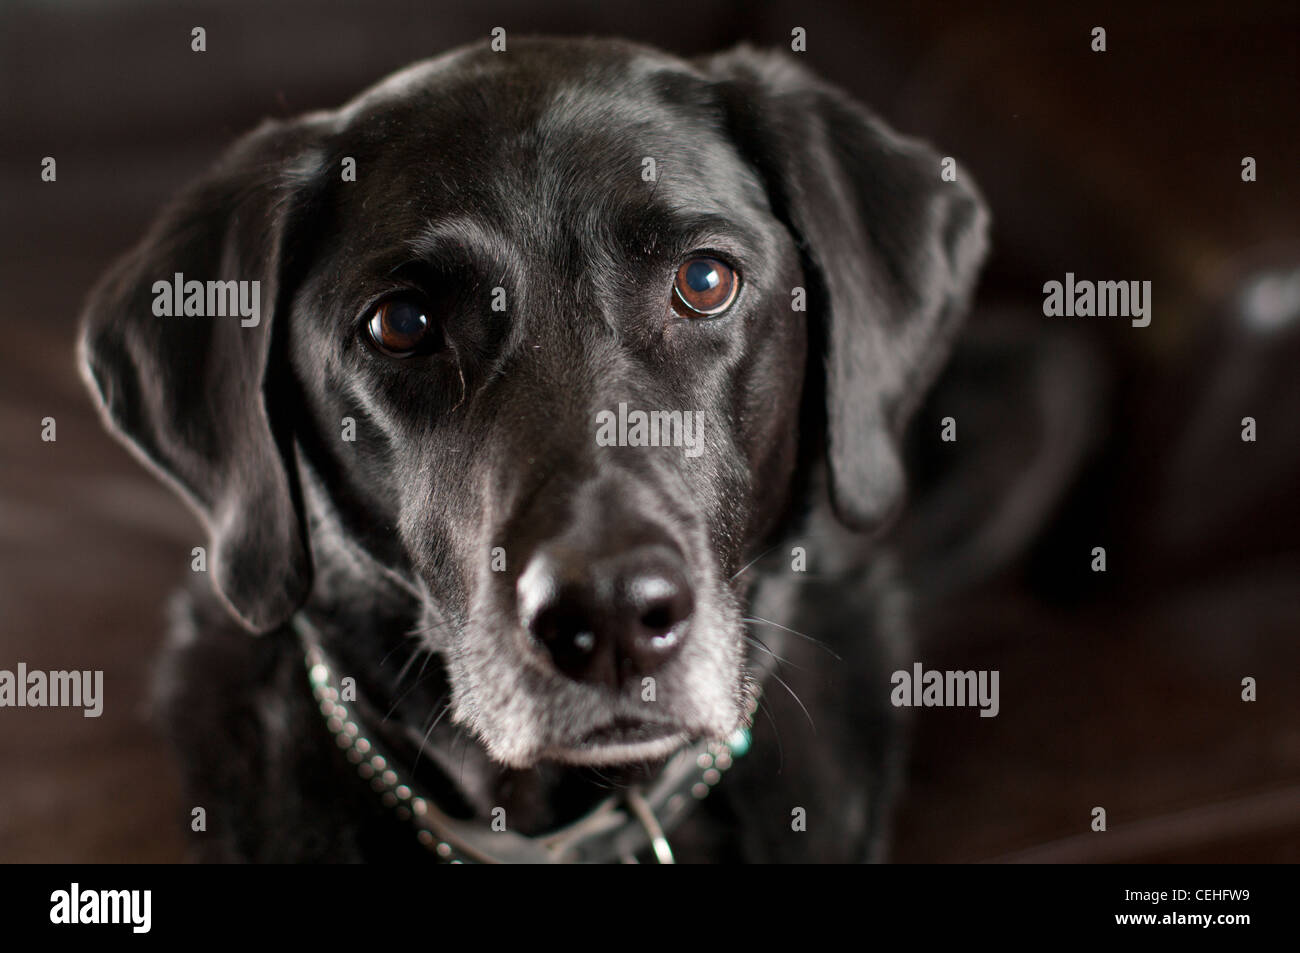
[530,606,590,650]
[527,602,608,682]
[640,605,673,631]
[623,567,693,677]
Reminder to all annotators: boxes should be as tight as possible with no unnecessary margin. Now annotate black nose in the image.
[518,544,693,688]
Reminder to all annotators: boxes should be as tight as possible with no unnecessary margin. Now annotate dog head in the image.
[80,38,987,769]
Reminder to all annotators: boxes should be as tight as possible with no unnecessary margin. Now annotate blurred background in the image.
[1,0,1296,862]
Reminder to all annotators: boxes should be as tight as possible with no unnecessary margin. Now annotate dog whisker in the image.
[752,691,784,774]
[405,616,453,639]
[741,633,807,672]
[766,668,817,735]
[729,541,784,583]
[414,645,438,682]
[383,660,447,722]
[394,642,428,683]
[729,531,845,583]
[379,635,421,669]
[456,726,473,794]
[585,765,619,789]
[421,693,451,731]
[412,698,453,776]
[742,616,843,661]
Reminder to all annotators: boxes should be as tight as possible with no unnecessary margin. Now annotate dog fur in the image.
[79,37,988,862]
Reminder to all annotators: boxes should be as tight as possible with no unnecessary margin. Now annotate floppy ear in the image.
[702,47,990,531]
[78,118,322,633]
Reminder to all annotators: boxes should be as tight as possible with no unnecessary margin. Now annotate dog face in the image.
[80,39,987,770]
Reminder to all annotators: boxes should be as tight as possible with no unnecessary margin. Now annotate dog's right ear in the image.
[78,118,325,633]
[701,46,990,533]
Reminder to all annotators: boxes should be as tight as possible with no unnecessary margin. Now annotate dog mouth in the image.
[541,719,691,766]
[580,718,681,746]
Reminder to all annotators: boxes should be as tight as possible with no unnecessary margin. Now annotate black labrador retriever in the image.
[79,37,987,862]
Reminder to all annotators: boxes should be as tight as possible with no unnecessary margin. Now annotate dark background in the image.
[1,0,1297,862]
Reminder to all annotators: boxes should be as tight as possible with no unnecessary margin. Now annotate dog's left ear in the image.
[78,118,322,633]
[702,47,990,532]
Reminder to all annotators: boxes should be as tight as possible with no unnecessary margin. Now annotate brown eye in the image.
[366,296,432,357]
[672,257,738,316]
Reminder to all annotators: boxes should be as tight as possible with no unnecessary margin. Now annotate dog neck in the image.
[292,611,765,863]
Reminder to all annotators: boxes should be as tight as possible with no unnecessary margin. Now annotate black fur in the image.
[79,37,987,862]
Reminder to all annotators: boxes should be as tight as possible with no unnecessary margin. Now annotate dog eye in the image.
[365,296,433,357]
[672,257,739,316]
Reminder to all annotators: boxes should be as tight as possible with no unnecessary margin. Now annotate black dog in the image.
[79,37,987,862]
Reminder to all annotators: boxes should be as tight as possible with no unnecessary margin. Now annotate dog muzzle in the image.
[293,613,765,863]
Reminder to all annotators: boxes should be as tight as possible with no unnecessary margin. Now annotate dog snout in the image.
[517,542,694,688]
